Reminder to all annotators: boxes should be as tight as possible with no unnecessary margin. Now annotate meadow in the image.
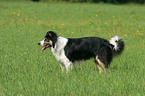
[0,1,145,96]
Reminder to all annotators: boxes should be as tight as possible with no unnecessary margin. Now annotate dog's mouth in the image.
[39,40,53,52]
[41,44,50,52]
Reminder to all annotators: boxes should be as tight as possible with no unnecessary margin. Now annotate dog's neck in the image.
[50,36,68,52]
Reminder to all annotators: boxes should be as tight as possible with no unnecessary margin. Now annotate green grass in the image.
[0,1,145,96]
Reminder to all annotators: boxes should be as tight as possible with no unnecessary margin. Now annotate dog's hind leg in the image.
[95,46,112,73]
[94,60,103,73]
[97,64,104,73]
[95,56,107,73]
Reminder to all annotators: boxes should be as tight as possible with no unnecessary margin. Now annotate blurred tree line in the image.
[2,0,144,4]
[32,0,145,3]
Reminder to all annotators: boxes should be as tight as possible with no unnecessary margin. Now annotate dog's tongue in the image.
[41,45,49,52]
[41,47,46,52]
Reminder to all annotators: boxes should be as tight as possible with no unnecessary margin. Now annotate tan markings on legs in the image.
[97,64,103,73]
[96,56,107,73]
[94,57,103,73]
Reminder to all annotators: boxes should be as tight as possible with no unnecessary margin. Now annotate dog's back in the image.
[64,37,112,62]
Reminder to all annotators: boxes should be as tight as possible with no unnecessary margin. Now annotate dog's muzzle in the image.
[38,40,53,52]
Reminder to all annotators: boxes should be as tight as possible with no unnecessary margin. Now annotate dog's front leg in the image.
[60,63,64,72]
[65,62,72,71]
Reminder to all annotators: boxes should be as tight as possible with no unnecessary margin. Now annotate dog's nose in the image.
[38,42,40,45]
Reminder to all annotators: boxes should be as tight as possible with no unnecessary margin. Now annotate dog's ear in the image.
[46,31,56,37]
[48,31,58,42]
[45,32,49,37]
[46,31,58,48]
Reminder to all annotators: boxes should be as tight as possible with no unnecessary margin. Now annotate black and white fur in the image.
[38,31,124,73]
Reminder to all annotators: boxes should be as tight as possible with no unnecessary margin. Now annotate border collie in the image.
[38,31,124,73]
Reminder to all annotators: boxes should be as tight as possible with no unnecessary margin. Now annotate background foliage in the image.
[0,0,145,3]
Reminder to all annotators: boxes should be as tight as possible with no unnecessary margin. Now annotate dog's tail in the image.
[109,36,125,56]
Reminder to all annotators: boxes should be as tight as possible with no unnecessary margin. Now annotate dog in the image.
[38,31,124,73]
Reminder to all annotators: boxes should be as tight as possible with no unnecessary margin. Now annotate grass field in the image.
[0,1,145,96]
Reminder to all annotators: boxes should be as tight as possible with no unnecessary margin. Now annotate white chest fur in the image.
[50,37,71,66]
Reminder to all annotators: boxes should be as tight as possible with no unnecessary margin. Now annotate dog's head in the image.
[38,31,58,52]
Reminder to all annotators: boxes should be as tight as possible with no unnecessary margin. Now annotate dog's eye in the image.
[44,38,48,41]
